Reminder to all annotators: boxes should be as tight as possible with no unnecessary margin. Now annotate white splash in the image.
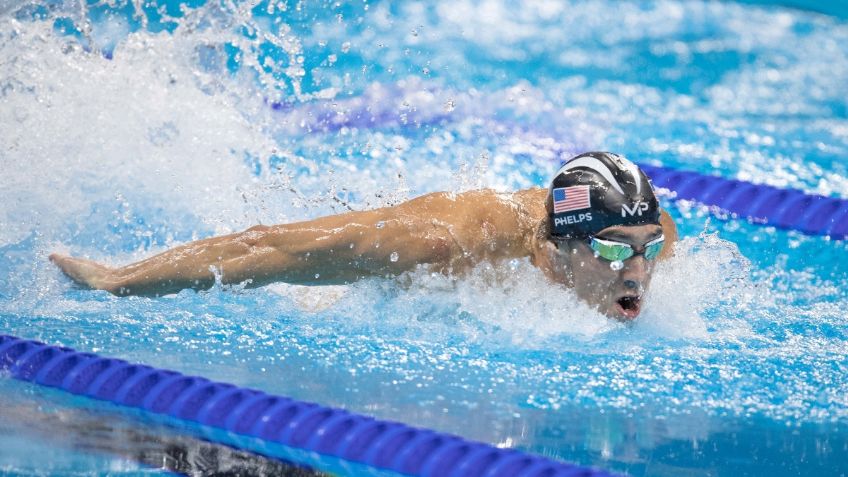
[0,16,281,249]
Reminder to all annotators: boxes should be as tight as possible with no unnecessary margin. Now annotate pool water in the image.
[1,0,847,475]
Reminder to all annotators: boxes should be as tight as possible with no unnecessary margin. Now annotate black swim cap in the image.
[546,152,660,238]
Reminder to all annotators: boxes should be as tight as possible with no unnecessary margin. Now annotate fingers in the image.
[48,253,112,290]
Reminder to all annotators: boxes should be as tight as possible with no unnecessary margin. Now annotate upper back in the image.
[393,188,548,265]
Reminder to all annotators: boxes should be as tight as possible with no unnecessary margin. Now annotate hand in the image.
[49,254,116,292]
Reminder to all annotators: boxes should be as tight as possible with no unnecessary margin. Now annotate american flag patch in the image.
[552,186,591,213]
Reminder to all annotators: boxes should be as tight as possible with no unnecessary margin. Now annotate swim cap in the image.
[546,152,660,238]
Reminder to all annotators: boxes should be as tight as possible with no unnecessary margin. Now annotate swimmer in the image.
[50,152,677,321]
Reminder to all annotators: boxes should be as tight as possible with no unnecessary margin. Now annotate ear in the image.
[532,239,574,287]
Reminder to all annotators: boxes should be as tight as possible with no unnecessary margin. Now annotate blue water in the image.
[1,0,847,475]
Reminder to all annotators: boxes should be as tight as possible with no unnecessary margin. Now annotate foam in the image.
[257,232,757,348]
[0,15,281,248]
[1,1,847,472]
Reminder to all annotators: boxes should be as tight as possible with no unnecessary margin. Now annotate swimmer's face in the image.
[549,224,664,322]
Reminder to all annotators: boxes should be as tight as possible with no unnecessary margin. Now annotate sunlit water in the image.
[1,0,847,475]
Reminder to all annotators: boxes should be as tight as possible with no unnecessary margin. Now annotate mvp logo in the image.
[621,201,649,217]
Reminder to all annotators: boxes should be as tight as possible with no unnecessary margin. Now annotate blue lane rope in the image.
[267,87,847,239]
[638,164,848,240]
[0,334,618,477]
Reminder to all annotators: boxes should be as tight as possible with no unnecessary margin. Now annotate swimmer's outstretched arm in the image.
[50,193,460,296]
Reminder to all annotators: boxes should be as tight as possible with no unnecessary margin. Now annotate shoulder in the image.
[395,189,514,214]
[658,209,678,260]
[398,188,544,218]
[511,187,548,216]
[417,188,547,258]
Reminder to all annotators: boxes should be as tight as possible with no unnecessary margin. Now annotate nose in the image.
[621,255,651,289]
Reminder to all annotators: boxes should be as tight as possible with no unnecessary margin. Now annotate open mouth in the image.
[615,295,641,320]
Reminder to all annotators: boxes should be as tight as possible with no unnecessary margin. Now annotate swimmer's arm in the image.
[659,209,678,260]
[49,195,456,296]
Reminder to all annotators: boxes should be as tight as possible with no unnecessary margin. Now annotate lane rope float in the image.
[0,334,619,477]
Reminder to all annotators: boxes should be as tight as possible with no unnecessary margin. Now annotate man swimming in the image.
[50,152,677,321]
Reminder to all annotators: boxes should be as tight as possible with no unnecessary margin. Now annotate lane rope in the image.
[639,164,848,239]
[0,334,619,477]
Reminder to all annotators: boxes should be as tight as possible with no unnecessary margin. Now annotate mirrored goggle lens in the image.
[644,237,665,260]
[589,238,634,261]
[589,235,665,261]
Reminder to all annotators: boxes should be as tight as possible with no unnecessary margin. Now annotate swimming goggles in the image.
[588,235,665,262]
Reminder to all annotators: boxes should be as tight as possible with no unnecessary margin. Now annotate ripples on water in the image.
[1,0,847,475]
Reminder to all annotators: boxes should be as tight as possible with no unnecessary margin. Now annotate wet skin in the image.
[540,224,664,322]
[50,188,677,320]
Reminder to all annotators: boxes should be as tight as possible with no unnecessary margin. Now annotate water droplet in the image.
[610,260,624,271]
[349,243,354,249]
[314,273,320,279]
[375,221,385,229]
[390,252,399,262]
[341,41,351,53]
